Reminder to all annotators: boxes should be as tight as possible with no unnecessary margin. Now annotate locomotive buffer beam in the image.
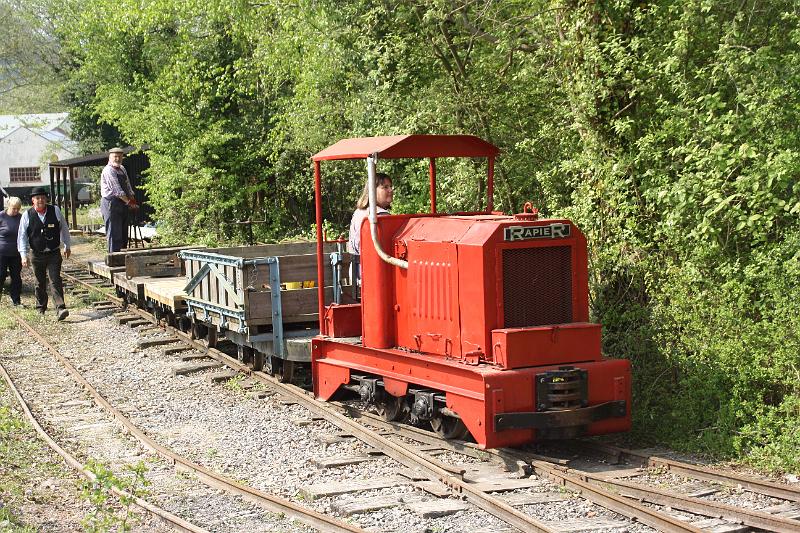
[493,400,627,431]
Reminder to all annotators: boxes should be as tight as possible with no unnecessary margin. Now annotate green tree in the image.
[56,0,800,470]
[0,0,67,112]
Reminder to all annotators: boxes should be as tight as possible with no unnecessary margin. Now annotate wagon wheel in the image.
[430,413,470,440]
[191,322,207,340]
[205,327,218,348]
[252,350,266,371]
[237,345,254,364]
[270,357,295,383]
[177,316,191,332]
[376,395,409,422]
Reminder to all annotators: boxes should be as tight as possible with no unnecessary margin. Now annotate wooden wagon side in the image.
[178,242,355,367]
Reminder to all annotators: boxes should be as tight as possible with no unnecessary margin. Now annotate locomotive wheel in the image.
[376,395,408,422]
[430,414,470,440]
[270,357,295,383]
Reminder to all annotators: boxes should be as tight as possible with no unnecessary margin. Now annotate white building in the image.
[0,113,79,200]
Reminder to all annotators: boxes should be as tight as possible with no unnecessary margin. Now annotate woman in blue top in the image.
[0,196,23,305]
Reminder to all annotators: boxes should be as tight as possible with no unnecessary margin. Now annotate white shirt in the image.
[17,205,71,255]
[347,207,389,255]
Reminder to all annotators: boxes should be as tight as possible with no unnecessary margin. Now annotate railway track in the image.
[347,409,800,532]
[45,261,800,532]
[0,353,207,533]
[538,441,800,531]
[4,306,360,533]
[59,267,569,532]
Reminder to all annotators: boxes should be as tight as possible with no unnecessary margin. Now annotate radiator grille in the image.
[502,246,573,328]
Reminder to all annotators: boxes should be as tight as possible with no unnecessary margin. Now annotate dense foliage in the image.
[27,0,800,470]
[0,0,65,112]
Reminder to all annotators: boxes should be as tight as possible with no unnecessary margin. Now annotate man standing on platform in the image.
[17,187,71,320]
[100,147,137,252]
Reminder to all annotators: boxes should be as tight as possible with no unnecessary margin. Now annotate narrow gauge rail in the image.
[63,268,566,533]
[516,452,800,531]
[346,407,800,532]
[347,406,800,531]
[566,440,800,503]
[0,346,208,533]
[7,307,367,533]
[67,261,800,531]
[67,267,800,533]
[61,265,727,533]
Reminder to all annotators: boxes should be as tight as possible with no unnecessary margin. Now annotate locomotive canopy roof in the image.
[312,135,499,161]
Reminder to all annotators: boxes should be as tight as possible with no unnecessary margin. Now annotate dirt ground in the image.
[68,232,108,265]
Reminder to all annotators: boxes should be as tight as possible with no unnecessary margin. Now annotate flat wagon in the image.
[178,242,356,381]
[109,248,190,325]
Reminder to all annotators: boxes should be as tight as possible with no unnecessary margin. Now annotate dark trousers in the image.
[31,250,65,312]
[101,196,129,253]
[0,254,22,303]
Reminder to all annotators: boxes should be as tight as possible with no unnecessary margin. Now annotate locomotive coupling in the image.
[493,366,628,436]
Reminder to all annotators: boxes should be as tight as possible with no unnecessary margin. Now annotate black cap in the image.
[29,186,49,198]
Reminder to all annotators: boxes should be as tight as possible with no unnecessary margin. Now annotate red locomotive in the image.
[311,135,631,449]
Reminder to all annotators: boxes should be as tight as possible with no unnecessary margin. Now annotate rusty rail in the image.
[0,349,208,533]
[62,264,563,532]
[571,440,800,503]
[10,309,366,533]
[63,266,713,533]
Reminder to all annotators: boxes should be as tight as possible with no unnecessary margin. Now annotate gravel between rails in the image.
[11,238,796,532]
[1,311,315,533]
[18,300,661,533]
[65,312,504,533]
